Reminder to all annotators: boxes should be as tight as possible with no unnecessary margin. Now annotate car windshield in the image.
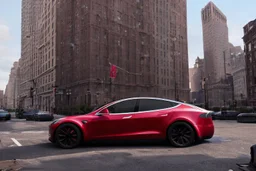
[92,104,107,112]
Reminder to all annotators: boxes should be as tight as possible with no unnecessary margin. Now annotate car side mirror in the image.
[96,108,109,116]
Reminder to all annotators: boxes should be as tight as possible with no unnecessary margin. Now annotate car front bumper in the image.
[48,123,59,143]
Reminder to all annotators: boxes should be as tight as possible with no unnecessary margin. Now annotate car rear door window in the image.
[139,99,178,112]
[108,100,137,114]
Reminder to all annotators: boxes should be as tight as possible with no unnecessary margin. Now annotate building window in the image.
[249,43,252,52]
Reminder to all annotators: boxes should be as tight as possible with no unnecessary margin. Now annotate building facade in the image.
[20,0,56,112]
[189,57,204,105]
[5,62,20,109]
[243,19,256,106]
[20,0,41,110]
[55,0,189,113]
[20,0,189,113]
[230,44,247,106]
[201,2,232,108]
[34,0,57,112]
[0,90,3,108]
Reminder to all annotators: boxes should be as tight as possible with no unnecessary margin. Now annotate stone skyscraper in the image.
[5,62,19,109]
[20,0,56,111]
[20,0,42,109]
[201,2,232,108]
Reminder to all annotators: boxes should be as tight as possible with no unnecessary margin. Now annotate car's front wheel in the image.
[55,123,82,149]
[167,122,195,147]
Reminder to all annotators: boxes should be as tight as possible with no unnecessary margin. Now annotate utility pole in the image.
[223,50,228,108]
[204,78,208,109]
[223,51,227,80]
[106,4,112,102]
[173,39,177,101]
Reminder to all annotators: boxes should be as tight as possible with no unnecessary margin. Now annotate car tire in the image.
[55,123,82,149]
[167,122,195,147]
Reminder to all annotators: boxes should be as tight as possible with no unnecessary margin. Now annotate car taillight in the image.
[200,112,213,118]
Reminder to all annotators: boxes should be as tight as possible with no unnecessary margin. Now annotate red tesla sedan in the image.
[49,97,214,149]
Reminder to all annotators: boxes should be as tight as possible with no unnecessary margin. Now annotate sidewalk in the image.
[0,159,25,171]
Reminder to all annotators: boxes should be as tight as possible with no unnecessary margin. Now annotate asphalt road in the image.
[0,117,255,171]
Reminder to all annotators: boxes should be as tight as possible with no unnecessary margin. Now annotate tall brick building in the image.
[21,0,189,113]
[243,19,256,106]
[55,0,189,113]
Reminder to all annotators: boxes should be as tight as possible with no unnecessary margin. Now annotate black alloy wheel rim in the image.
[58,126,78,147]
[170,125,192,146]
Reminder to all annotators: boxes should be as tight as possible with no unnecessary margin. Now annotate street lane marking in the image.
[11,138,22,147]
[21,131,46,134]
[0,131,47,135]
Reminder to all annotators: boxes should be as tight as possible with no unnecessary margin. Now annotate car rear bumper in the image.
[197,123,214,139]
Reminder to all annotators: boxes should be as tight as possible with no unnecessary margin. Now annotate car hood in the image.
[60,113,96,121]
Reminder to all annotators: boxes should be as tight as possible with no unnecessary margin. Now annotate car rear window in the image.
[138,99,179,112]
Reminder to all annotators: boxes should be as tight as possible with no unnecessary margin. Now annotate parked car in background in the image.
[34,111,54,121]
[212,110,240,120]
[237,113,256,123]
[15,108,25,119]
[49,97,214,149]
[221,110,240,120]
[0,109,11,121]
[212,111,222,120]
[24,109,39,121]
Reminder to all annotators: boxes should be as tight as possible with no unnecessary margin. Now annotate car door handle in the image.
[123,116,132,119]
[161,114,168,117]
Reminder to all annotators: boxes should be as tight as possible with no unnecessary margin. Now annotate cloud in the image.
[0,23,19,91]
[0,24,11,42]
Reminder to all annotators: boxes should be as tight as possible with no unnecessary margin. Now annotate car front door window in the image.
[107,100,138,114]
[139,99,178,112]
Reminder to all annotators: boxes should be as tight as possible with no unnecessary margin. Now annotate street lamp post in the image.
[66,89,72,113]
[172,37,178,101]
[203,77,208,109]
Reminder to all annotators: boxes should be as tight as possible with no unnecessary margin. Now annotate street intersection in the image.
[0,117,255,171]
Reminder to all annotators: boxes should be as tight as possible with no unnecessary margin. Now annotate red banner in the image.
[110,64,117,78]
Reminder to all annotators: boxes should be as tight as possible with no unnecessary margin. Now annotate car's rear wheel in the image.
[55,123,82,149]
[167,122,195,147]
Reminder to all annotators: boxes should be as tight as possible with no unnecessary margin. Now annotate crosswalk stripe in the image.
[11,138,22,146]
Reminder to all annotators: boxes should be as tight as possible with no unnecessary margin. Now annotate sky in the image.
[0,0,255,91]
[0,0,21,91]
